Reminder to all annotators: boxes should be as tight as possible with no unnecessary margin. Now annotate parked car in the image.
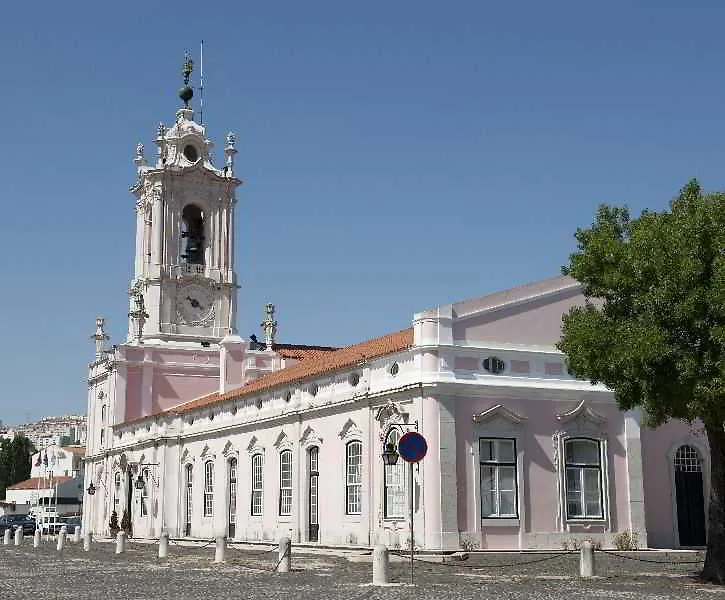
[41,516,81,535]
[0,515,36,536]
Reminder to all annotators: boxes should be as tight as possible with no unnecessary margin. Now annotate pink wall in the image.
[453,289,585,346]
[641,419,708,548]
[454,396,628,548]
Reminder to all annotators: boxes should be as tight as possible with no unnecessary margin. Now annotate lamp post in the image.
[86,482,96,537]
[381,422,426,586]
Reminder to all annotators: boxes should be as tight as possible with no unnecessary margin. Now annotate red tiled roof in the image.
[273,343,339,361]
[60,446,86,455]
[8,476,73,490]
[161,328,414,417]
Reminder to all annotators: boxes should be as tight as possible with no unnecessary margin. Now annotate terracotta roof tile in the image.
[273,344,339,361]
[8,476,73,490]
[163,328,414,417]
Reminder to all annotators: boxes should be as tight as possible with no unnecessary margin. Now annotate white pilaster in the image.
[624,409,648,548]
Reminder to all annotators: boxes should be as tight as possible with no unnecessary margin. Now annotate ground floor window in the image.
[384,429,406,518]
[479,438,517,518]
[346,441,362,515]
[564,438,603,519]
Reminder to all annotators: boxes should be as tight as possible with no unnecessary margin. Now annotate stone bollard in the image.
[14,528,23,546]
[115,531,127,554]
[214,536,226,563]
[580,541,595,578]
[277,536,291,573]
[372,545,390,585]
[3,529,11,545]
[73,526,81,544]
[57,527,66,552]
[158,532,169,559]
[83,532,92,552]
[33,529,41,548]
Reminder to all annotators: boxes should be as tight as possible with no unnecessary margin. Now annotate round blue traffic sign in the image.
[398,431,428,463]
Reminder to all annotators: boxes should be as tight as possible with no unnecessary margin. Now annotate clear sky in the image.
[1,1,724,425]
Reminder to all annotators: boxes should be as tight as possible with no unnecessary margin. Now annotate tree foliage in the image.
[557,180,725,582]
[0,435,35,500]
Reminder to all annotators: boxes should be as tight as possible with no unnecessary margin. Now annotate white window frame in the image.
[184,464,193,532]
[140,468,150,517]
[228,457,237,528]
[383,429,406,519]
[203,461,214,518]
[345,441,362,515]
[479,438,518,519]
[113,471,121,514]
[563,438,603,520]
[251,454,264,516]
[279,450,293,516]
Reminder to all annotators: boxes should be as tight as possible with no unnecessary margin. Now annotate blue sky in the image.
[2,1,724,425]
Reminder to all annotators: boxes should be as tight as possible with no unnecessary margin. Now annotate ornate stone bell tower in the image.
[128,55,242,346]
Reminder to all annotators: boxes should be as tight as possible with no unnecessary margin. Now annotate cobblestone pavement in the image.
[0,539,718,600]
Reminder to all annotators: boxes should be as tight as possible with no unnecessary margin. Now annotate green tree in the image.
[0,435,35,500]
[557,179,725,583]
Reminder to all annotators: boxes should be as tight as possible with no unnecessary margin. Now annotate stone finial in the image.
[261,303,277,351]
[224,131,238,174]
[128,282,149,344]
[157,122,166,138]
[134,143,147,172]
[91,317,110,359]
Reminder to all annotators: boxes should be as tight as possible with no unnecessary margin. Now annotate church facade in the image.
[82,75,710,551]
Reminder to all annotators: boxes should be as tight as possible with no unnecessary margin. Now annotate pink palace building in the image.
[82,74,709,552]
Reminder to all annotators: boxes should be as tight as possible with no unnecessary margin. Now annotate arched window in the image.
[140,468,150,517]
[674,445,702,472]
[279,450,293,516]
[345,441,362,515]
[101,405,106,423]
[184,464,193,536]
[251,454,264,516]
[180,204,205,265]
[564,438,603,519]
[203,461,214,517]
[228,458,238,538]
[384,430,406,518]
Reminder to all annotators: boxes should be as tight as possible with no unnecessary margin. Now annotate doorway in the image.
[308,447,319,542]
[674,445,706,547]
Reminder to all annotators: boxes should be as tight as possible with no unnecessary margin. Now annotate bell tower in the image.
[128,55,242,346]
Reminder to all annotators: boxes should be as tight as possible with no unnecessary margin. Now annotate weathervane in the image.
[179,52,194,108]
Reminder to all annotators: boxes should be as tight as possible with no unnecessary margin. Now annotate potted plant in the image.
[108,511,119,537]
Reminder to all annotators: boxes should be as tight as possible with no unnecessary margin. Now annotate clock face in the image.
[176,284,215,326]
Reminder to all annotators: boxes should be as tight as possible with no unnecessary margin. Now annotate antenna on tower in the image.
[199,39,204,125]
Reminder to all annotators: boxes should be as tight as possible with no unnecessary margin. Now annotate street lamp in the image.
[134,474,145,490]
[382,443,399,466]
[86,483,96,496]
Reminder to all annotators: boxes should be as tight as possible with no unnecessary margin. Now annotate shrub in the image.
[613,529,639,551]
[460,534,480,552]
[120,509,132,535]
[108,511,119,532]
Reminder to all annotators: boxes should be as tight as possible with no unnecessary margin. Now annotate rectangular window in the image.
[479,438,518,518]
[251,454,264,516]
[203,461,214,517]
[279,450,292,516]
[564,439,603,519]
[346,441,362,515]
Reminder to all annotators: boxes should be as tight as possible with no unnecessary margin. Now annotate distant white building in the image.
[5,476,82,516]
